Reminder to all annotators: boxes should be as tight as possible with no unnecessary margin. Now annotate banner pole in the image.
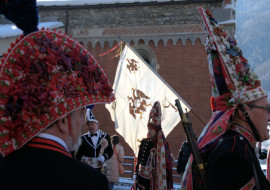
[190,109,207,125]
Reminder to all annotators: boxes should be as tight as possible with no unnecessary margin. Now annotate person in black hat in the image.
[76,106,113,173]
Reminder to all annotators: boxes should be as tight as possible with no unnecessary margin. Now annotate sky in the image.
[235,0,270,148]
[235,0,270,95]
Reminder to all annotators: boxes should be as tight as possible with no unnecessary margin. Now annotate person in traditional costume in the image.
[0,1,115,189]
[133,101,173,190]
[75,106,113,172]
[180,7,270,190]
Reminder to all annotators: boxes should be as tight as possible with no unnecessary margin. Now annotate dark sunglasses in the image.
[248,105,270,113]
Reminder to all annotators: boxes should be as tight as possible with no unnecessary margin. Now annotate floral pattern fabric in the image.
[0,29,115,156]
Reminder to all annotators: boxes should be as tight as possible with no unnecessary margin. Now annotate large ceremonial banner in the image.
[106,44,190,155]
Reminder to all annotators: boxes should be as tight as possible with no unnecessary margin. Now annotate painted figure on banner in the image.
[128,88,152,119]
[162,97,177,112]
[127,58,139,73]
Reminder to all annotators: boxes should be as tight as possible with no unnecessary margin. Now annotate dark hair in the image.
[111,135,120,147]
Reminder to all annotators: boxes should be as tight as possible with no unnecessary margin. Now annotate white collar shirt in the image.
[37,133,69,151]
[88,130,100,147]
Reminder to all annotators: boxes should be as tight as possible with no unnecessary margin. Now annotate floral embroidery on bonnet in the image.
[0,29,115,156]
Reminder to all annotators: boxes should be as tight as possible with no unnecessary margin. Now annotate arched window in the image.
[132,45,157,71]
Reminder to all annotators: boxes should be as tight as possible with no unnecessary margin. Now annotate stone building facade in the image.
[0,0,236,159]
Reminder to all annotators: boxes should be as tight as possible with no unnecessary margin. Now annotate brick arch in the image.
[132,44,157,71]
[148,40,155,47]
[195,38,202,46]
[84,35,204,49]
[166,39,174,47]
[138,39,145,45]
[87,41,92,52]
[112,40,119,47]
[185,39,192,46]
[95,41,101,49]
[104,41,110,49]
[130,40,135,46]
[158,39,164,47]
[176,39,183,46]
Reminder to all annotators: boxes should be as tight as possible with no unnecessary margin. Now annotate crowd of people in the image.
[1,1,270,190]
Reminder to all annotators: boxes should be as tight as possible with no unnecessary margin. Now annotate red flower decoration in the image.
[0,29,115,156]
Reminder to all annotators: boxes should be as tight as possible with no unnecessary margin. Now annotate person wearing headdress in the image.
[133,101,173,190]
[180,7,270,190]
[0,1,115,189]
[75,106,114,172]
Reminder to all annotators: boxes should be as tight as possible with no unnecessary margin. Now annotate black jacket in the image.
[136,138,154,173]
[0,139,109,190]
[177,141,191,174]
[76,130,113,162]
[193,128,270,190]
[135,138,155,190]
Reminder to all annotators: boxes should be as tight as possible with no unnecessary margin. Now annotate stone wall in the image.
[38,1,227,48]
[39,2,222,29]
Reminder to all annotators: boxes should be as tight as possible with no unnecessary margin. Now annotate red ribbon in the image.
[210,93,232,112]
[99,41,123,57]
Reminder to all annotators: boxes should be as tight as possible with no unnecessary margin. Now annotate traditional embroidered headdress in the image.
[180,7,267,189]
[198,5,267,151]
[0,29,115,156]
[147,101,162,131]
